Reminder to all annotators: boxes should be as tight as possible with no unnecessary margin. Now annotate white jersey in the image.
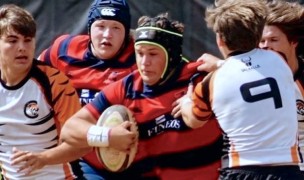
[0,61,80,179]
[193,49,299,168]
[295,62,304,170]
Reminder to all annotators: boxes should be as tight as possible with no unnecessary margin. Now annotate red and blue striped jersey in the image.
[39,34,137,106]
[85,62,223,180]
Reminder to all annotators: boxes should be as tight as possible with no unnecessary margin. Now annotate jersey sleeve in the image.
[85,77,127,119]
[49,68,81,129]
[38,34,70,68]
[192,73,215,121]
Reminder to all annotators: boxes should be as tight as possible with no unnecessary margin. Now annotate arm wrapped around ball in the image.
[87,125,111,147]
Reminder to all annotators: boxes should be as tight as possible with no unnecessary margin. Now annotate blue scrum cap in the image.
[87,0,130,35]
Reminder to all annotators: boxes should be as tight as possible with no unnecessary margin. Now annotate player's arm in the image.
[180,84,209,128]
[61,106,136,153]
[10,142,90,175]
[197,53,224,72]
[181,75,214,128]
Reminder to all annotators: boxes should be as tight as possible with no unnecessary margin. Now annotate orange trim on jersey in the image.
[193,84,212,119]
[192,72,215,120]
[291,142,300,163]
[230,144,240,167]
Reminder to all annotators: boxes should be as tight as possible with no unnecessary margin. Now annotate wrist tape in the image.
[87,125,110,147]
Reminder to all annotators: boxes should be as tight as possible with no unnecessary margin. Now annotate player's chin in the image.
[142,77,159,86]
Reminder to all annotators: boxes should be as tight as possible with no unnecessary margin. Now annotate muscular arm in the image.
[61,107,97,148]
[61,106,137,152]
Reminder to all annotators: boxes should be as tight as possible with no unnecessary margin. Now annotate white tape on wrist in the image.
[87,125,110,147]
[216,60,225,68]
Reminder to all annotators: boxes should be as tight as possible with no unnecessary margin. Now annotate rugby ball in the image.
[96,105,138,172]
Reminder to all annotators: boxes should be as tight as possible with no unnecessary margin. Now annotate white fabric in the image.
[87,125,110,147]
[295,81,304,171]
[211,49,299,167]
[0,79,73,179]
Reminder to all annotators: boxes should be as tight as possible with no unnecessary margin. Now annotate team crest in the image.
[24,100,39,118]
[241,56,260,72]
[241,57,252,66]
[297,99,304,116]
[138,31,148,38]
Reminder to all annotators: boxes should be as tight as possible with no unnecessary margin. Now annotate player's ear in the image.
[216,33,225,47]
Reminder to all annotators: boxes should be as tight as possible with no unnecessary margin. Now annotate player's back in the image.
[211,48,298,167]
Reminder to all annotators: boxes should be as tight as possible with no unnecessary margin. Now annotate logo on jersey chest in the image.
[297,99,304,116]
[241,56,260,72]
[79,89,99,106]
[24,100,39,118]
[146,115,182,137]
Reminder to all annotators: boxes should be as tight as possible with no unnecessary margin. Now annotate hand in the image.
[10,147,46,175]
[197,53,222,72]
[109,121,137,153]
[171,83,194,118]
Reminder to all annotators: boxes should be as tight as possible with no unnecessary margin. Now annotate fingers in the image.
[171,99,181,118]
[196,53,221,72]
[186,83,194,97]
[171,83,194,118]
[121,121,132,129]
[11,148,30,165]
[197,63,208,71]
[10,148,36,175]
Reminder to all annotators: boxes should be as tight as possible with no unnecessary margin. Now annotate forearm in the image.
[61,119,93,148]
[181,97,208,129]
[40,142,91,165]
[61,108,97,148]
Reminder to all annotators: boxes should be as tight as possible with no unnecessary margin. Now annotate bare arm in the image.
[197,53,224,72]
[61,107,137,152]
[60,107,97,148]
[10,140,91,175]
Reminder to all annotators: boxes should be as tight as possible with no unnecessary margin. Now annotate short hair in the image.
[0,4,36,38]
[205,0,267,51]
[266,0,304,58]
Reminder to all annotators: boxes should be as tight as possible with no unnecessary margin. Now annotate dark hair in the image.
[266,0,304,57]
[0,4,36,37]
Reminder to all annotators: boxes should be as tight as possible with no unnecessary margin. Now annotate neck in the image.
[288,54,299,75]
[1,67,30,86]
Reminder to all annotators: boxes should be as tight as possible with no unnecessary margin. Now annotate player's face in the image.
[259,25,298,73]
[0,30,35,78]
[135,44,167,86]
[90,19,125,60]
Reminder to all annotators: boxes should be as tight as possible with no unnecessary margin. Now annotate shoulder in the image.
[179,61,206,82]
[34,60,70,83]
